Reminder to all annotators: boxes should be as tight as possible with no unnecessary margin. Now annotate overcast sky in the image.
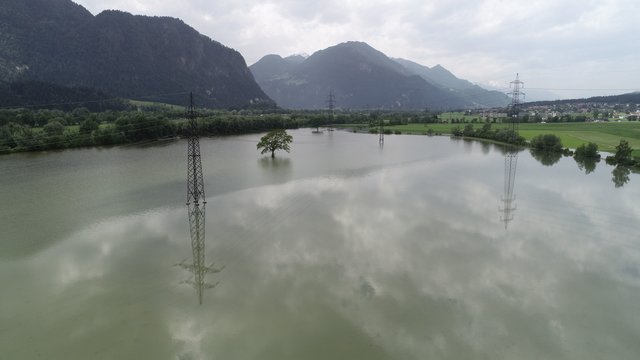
[73,0,639,99]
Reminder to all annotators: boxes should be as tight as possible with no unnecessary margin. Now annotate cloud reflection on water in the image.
[2,138,640,359]
[194,154,640,359]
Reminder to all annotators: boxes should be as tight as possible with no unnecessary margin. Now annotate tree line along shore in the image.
[1,106,639,161]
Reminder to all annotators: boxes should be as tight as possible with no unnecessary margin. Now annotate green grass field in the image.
[382,122,640,156]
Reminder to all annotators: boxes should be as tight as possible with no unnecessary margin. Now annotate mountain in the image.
[393,58,510,107]
[250,41,510,110]
[250,41,472,111]
[250,54,307,84]
[0,0,274,108]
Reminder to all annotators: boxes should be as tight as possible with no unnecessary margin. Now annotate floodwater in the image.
[1,129,639,359]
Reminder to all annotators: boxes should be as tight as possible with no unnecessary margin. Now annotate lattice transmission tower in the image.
[326,90,335,131]
[186,92,205,206]
[507,73,525,134]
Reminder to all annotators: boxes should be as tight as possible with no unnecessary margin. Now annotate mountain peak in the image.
[431,64,453,75]
[339,41,373,48]
[250,42,511,109]
[305,41,408,76]
[251,41,467,110]
[333,41,380,56]
[284,54,307,63]
[261,54,285,61]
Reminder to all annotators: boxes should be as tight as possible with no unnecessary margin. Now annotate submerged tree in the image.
[574,142,600,159]
[530,134,563,152]
[606,139,636,166]
[613,139,634,165]
[574,142,600,174]
[309,117,323,133]
[257,129,293,158]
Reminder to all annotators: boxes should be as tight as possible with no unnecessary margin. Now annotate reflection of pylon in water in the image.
[500,152,518,229]
[176,203,224,305]
[379,118,384,145]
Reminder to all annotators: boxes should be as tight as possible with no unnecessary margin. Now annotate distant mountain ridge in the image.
[0,0,274,108]
[393,58,510,107]
[394,59,474,90]
[250,41,510,110]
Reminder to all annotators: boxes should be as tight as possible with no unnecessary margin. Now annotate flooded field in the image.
[1,129,639,359]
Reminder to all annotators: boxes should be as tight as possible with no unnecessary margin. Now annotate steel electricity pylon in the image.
[507,73,525,135]
[186,92,205,206]
[177,93,223,304]
[326,90,335,131]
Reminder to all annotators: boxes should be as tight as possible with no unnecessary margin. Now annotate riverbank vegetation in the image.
[381,121,640,157]
[606,140,638,166]
[0,107,302,153]
[450,123,526,145]
[530,134,564,152]
[2,105,640,159]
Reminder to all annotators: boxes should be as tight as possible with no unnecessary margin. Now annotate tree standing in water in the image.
[257,129,293,158]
